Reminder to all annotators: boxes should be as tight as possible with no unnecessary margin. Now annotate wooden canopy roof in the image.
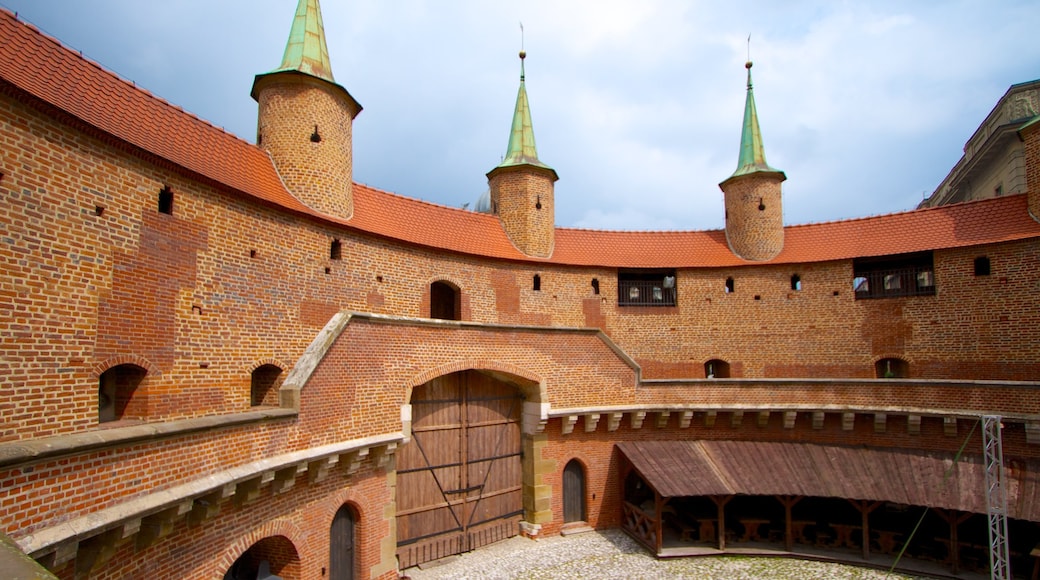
[616,440,1040,522]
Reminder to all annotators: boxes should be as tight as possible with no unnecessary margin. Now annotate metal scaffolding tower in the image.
[982,415,1011,580]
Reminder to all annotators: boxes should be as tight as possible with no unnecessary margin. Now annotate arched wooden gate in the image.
[396,370,523,569]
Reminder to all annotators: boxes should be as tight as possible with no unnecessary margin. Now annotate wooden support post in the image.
[654,492,664,554]
[934,508,972,574]
[850,500,880,560]
[777,495,802,552]
[710,495,733,551]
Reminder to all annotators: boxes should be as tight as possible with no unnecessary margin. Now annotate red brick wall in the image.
[4,87,1039,441]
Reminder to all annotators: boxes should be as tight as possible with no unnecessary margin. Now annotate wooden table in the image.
[831,523,861,549]
[873,529,902,555]
[791,520,813,545]
[739,519,770,542]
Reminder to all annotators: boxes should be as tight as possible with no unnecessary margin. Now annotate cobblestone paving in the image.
[403,530,924,579]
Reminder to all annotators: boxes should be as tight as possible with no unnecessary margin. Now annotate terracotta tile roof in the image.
[2,9,1038,270]
[618,440,1040,521]
[554,194,1040,268]
[351,183,527,259]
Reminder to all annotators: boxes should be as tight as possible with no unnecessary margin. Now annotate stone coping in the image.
[547,403,1040,423]
[279,310,642,409]
[640,377,1040,387]
[16,431,404,557]
[0,408,297,469]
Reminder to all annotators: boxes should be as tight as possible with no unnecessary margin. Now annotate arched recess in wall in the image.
[875,357,909,378]
[329,504,358,580]
[223,535,299,580]
[98,364,147,423]
[430,280,461,321]
[704,359,730,379]
[563,459,587,523]
[250,364,284,407]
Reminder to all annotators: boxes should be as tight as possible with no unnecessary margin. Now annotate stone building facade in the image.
[1,1,1040,579]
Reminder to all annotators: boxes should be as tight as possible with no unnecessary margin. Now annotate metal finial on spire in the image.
[745,35,753,89]
[519,22,526,82]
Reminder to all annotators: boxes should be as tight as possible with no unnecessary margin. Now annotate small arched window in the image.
[98,364,147,423]
[430,280,461,321]
[533,274,541,291]
[791,274,801,291]
[251,364,283,406]
[704,359,730,379]
[591,278,600,295]
[875,358,909,379]
[724,278,735,293]
[330,239,343,260]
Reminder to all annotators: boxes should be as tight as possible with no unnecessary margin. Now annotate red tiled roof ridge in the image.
[556,224,724,234]
[782,193,1027,231]
[0,9,260,153]
[352,181,491,216]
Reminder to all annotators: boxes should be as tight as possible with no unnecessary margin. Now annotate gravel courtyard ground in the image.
[402,529,927,580]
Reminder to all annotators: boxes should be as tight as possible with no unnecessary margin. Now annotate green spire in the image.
[496,51,555,174]
[728,61,784,180]
[273,0,335,83]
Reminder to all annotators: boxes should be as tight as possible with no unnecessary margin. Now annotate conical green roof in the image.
[494,53,556,177]
[271,0,335,82]
[251,0,360,112]
[727,62,784,181]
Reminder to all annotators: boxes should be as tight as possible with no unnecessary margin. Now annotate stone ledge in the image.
[0,408,298,469]
[16,431,403,559]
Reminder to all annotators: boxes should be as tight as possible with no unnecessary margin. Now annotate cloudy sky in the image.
[3,0,1039,231]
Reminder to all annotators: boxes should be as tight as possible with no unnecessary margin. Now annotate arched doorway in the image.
[329,504,356,580]
[396,370,523,568]
[251,364,283,406]
[98,364,146,422]
[430,281,460,321]
[224,536,298,580]
[563,460,587,523]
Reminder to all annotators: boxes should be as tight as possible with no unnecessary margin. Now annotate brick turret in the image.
[486,51,558,258]
[719,61,786,261]
[1022,116,1040,222]
[251,0,361,221]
